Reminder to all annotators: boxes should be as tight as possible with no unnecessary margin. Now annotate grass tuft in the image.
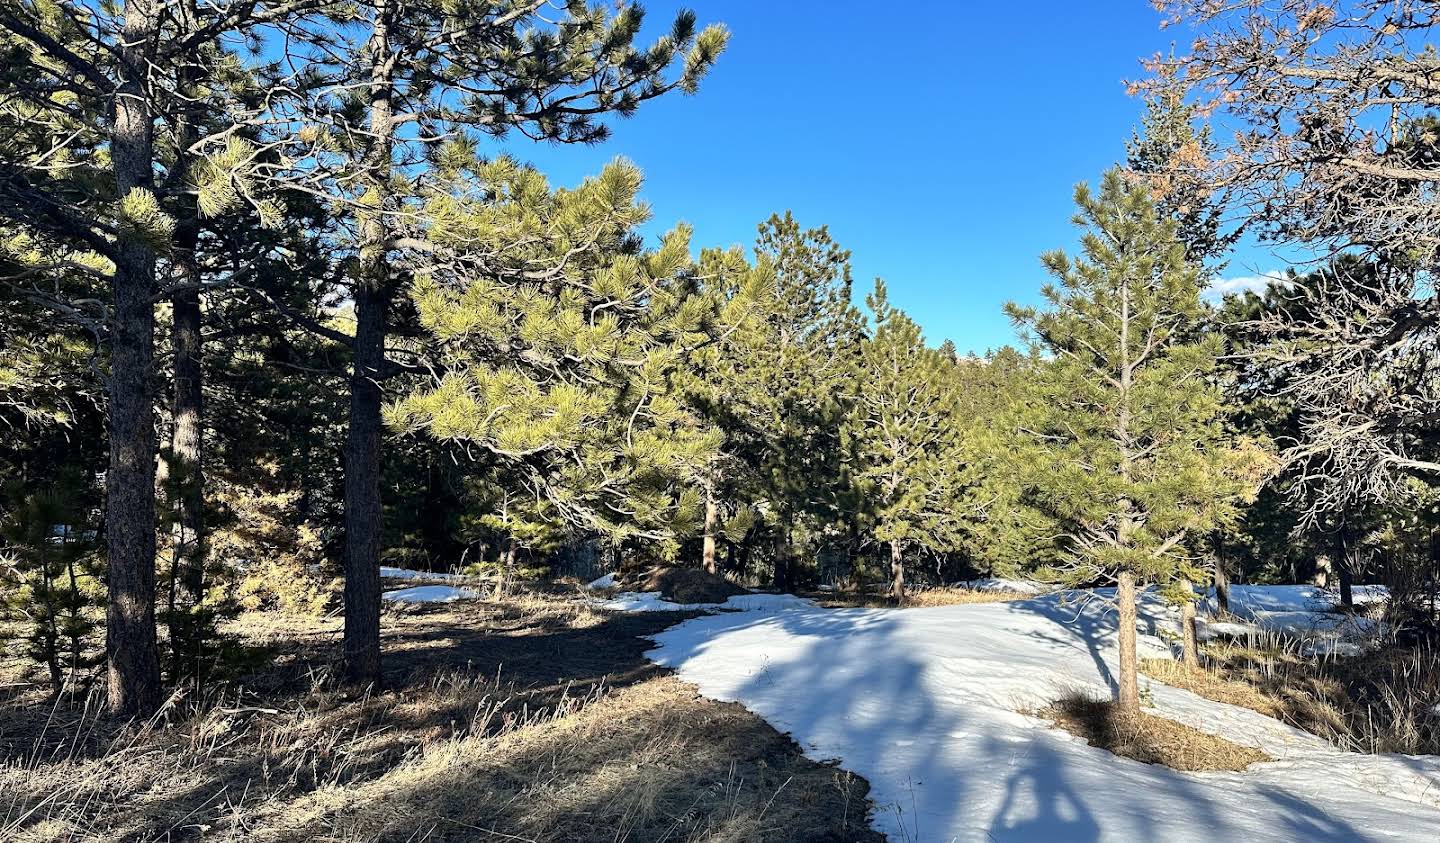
[1040,691,1271,772]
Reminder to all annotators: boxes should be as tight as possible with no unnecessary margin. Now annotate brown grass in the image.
[1140,658,1283,718]
[1040,692,1271,772]
[1193,639,1440,755]
[810,586,1029,609]
[635,566,748,604]
[0,590,881,842]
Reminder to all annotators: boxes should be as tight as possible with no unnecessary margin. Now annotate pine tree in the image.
[732,214,862,587]
[388,158,719,568]
[0,478,103,695]
[1006,170,1264,714]
[847,280,967,600]
[246,2,727,685]
[1126,62,1235,266]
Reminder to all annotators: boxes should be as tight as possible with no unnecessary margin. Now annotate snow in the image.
[586,572,618,589]
[381,584,479,604]
[591,590,815,614]
[645,587,1440,842]
[1200,585,1387,654]
[957,577,1053,596]
[379,565,469,583]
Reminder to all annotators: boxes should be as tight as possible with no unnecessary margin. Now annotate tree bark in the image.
[701,480,718,575]
[105,0,162,717]
[167,227,205,672]
[889,539,905,601]
[1116,570,1140,716]
[1179,579,1200,668]
[342,281,388,686]
[1337,529,1356,609]
[772,533,790,592]
[342,0,396,688]
[1213,549,1231,616]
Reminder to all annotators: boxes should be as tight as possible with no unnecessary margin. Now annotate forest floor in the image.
[0,589,882,842]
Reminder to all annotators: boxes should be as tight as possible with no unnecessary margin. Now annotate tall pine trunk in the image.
[342,281,388,685]
[166,215,205,675]
[168,6,207,671]
[1116,570,1140,715]
[889,538,905,601]
[105,0,162,716]
[341,0,396,687]
[701,480,718,575]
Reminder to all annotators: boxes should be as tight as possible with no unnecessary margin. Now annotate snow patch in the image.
[957,578,1052,596]
[381,585,479,604]
[592,590,815,614]
[647,587,1440,841]
[380,566,468,583]
[586,572,618,590]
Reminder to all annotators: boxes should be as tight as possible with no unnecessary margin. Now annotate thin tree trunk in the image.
[168,5,207,659]
[889,538,905,601]
[701,480,718,575]
[1336,527,1357,609]
[168,251,205,675]
[1179,579,1199,668]
[1213,549,1231,616]
[1116,570,1140,716]
[105,0,162,716]
[342,0,396,688]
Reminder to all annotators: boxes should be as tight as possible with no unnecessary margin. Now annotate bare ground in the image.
[0,592,882,842]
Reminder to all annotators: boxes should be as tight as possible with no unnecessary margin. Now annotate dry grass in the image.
[811,586,1028,609]
[634,566,748,604]
[0,590,881,843]
[905,586,1029,607]
[1139,658,1283,718]
[1040,691,1271,772]
[1196,639,1440,755]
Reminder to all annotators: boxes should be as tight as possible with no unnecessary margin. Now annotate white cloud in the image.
[1205,270,1287,300]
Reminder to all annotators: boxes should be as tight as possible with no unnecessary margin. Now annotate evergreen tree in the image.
[1126,61,1235,266]
[389,159,719,564]
[251,1,727,684]
[1006,171,1264,714]
[847,280,966,600]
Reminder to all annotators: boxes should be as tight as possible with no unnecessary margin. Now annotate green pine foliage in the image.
[846,280,968,596]
[389,158,719,547]
[0,482,103,694]
[1004,170,1267,593]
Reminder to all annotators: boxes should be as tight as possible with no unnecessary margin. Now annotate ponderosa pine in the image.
[1006,170,1264,714]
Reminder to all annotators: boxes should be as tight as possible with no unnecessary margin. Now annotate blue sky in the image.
[504,2,1288,355]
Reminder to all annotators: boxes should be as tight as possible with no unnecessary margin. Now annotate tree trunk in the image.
[1179,579,1199,668]
[342,0,396,688]
[772,533,790,592]
[701,481,718,575]
[1336,527,1357,609]
[889,539,905,601]
[1313,552,1333,589]
[342,281,388,686]
[168,245,205,672]
[1212,549,1231,617]
[1116,570,1140,716]
[105,0,162,717]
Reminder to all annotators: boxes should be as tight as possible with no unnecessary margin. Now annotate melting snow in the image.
[641,587,1440,842]
[381,584,479,603]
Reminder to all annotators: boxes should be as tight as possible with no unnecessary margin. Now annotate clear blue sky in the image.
[506,2,1285,355]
